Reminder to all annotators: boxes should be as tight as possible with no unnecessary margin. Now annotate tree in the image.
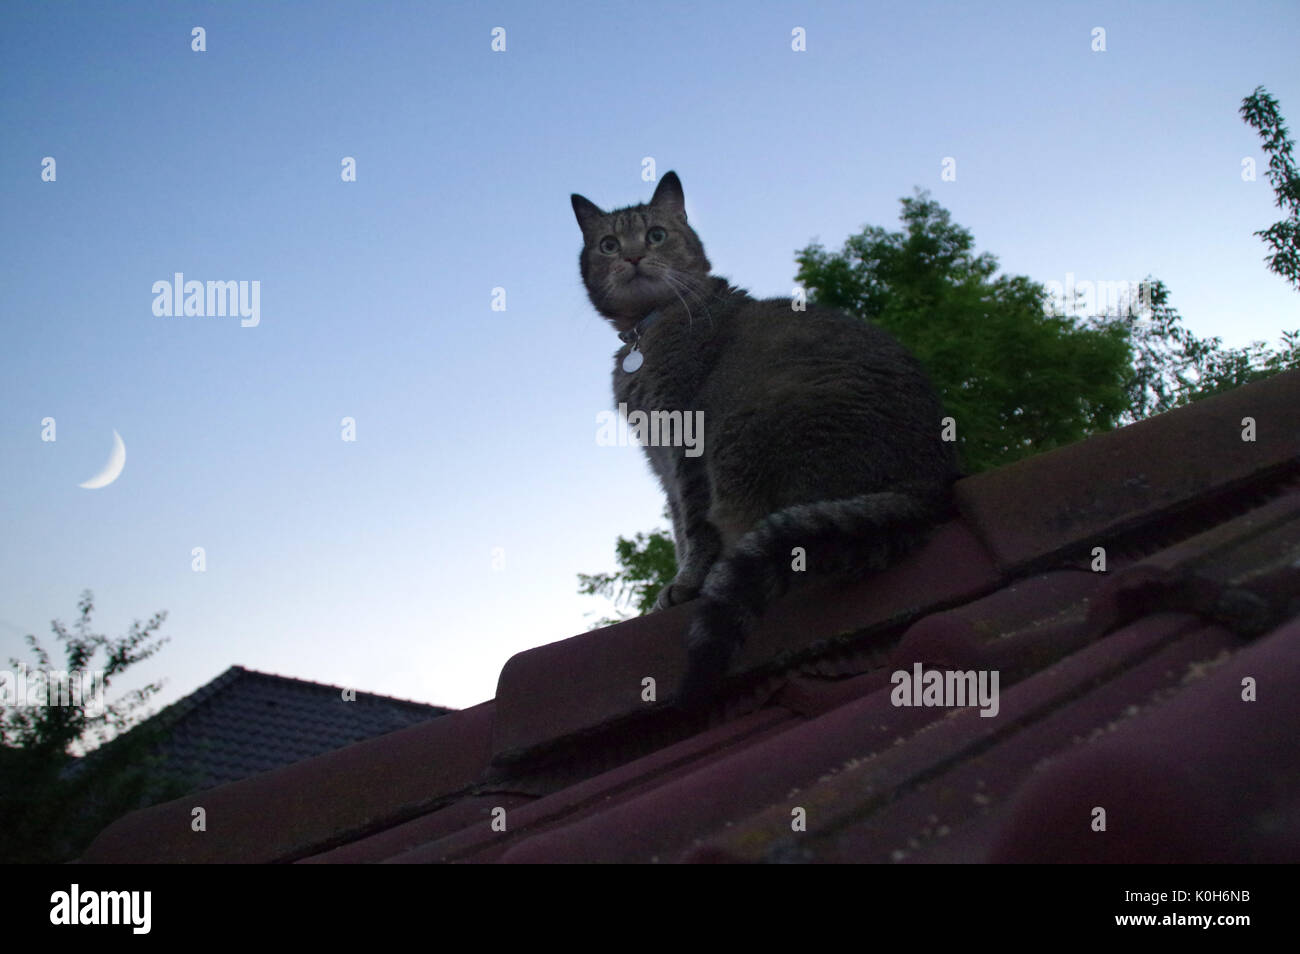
[577,513,677,624]
[0,591,192,863]
[1112,277,1300,424]
[796,191,1133,473]
[1240,86,1300,291]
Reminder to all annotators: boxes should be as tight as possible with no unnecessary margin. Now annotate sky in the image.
[2,0,1297,721]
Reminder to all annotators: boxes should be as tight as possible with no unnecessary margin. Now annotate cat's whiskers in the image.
[644,263,714,333]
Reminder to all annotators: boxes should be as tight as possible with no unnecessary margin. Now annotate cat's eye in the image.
[646,227,667,245]
[599,236,620,254]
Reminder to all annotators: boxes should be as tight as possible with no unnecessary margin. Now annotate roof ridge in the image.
[225,665,452,711]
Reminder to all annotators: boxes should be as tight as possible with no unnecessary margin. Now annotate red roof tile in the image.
[77,370,1300,864]
[990,615,1300,863]
[954,368,1300,571]
[491,520,997,768]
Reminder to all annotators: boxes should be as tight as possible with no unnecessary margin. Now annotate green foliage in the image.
[1112,278,1300,423]
[577,516,677,623]
[0,591,193,863]
[796,191,1132,473]
[1240,86,1300,291]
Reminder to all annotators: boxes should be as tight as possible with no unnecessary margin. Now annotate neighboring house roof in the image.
[103,665,451,795]
[80,370,1300,863]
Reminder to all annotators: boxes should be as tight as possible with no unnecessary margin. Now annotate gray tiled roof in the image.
[138,666,451,793]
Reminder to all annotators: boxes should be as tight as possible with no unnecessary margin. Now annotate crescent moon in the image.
[79,429,126,489]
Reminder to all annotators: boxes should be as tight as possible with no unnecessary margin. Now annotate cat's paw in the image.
[653,581,700,611]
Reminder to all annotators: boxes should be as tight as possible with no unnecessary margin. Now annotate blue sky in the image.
[2,0,1297,718]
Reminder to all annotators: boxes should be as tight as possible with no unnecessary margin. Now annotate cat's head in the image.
[571,171,712,329]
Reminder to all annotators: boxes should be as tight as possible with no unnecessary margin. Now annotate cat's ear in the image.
[650,171,685,218]
[571,194,605,233]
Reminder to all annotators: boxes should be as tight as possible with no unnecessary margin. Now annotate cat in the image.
[571,171,961,706]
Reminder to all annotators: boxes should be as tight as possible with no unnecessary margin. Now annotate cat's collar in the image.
[617,308,665,347]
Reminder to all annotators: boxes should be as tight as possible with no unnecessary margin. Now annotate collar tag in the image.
[618,309,662,374]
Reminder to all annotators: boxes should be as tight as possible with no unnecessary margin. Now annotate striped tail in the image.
[676,490,945,707]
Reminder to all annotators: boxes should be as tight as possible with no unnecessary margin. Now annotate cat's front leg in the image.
[653,459,722,610]
[653,555,714,609]
[654,543,719,608]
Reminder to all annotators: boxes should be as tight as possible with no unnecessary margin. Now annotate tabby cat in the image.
[571,171,960,706]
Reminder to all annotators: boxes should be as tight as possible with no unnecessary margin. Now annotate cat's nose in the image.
[625,256,643,266]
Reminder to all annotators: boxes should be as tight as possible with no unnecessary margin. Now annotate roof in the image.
[79,370,1300,863]
[97,665,451,795]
